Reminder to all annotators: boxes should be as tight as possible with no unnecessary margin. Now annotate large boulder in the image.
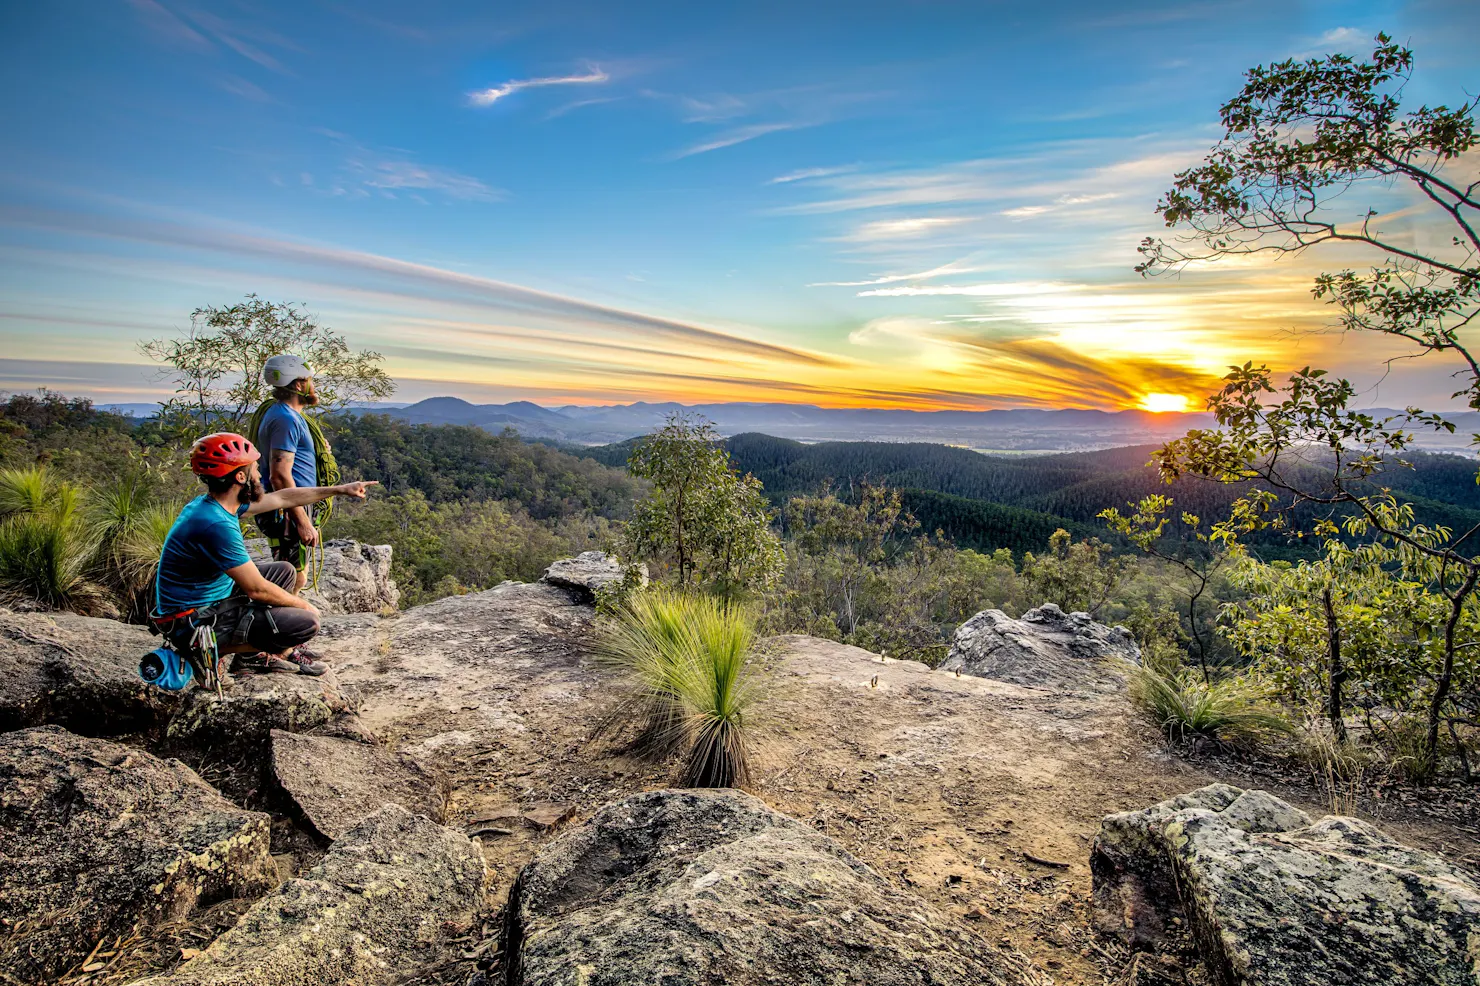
[939,603,1140,692]
[1091,783,1480,986]
[135,804,487,986]
[304,539,400,615]
[270,729,444,840]
[0,607,177,735]
[503,788,1038,986]
[246,537,399,614]
[0,726,276,984]
[540,550,647,602]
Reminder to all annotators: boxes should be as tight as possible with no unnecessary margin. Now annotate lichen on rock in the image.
[1091,783,1480,986]
[0,726,276,984]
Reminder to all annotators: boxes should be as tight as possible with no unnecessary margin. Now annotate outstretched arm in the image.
[270,449,317,546]
[244,481,378,518]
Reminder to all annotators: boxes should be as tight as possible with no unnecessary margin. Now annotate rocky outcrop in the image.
[0,726,276,984]
[246,537,399,614]
[270,729,444,840]
[1091,783,1480,986]
[0,608,178,734]
[503,788,1039,986]
[940,603,1140,692]
[136,804,487,986]
[167,668,351,752]
[304,539,400,614]
[540,550,647,602]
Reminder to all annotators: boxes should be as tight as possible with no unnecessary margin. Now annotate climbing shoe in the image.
[231,653,270,676]
[286,649,327,676]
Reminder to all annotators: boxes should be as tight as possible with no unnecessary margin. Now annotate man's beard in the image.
[237,475,264,504]
[300,387,319,406]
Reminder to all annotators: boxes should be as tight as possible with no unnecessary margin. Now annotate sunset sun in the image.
[1138,393,1191,413]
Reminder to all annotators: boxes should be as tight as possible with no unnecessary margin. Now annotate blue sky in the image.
[1,0,1476,409]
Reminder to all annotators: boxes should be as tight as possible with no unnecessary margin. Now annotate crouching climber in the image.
[153,432,377,676]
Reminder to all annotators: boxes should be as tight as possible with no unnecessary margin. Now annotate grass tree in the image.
[597,588,761,788]
[0,467,99,612]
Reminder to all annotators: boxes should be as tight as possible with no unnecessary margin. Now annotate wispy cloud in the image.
[673,122,800,158]
[545,96,621,120]
[1295,27,1370,58]
[833,216,972,242]
[807,261,981,287]
[127,0,300,75]
[769,165,857,185]
[345,157,501,202]
[468,66,608,107]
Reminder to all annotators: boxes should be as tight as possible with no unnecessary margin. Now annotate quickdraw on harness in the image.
[246,398,342,591]
[145,607,229,696]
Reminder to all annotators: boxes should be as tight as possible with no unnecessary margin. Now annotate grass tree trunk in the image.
[1321,587,1348,744]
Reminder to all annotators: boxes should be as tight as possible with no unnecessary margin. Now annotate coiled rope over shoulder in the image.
[246,399,342,590]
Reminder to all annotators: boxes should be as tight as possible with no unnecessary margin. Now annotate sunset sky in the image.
[0,0,1476,411]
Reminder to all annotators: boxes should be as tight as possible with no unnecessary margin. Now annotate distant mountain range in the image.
[100,397,1480,453]
[378,397,1220,450]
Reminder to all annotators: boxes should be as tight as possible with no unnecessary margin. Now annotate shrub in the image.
[1129,663,1292,745]
[598,589,761,787]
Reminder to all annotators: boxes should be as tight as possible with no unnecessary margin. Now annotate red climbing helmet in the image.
[189,433,261,478]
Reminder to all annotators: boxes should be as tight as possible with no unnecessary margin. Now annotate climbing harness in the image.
[145,608,227,696]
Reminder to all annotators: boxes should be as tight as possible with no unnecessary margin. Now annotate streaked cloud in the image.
[769,166,857,185]
[344,157,501,202]
[807,261,982,287]
[468,66,609,107]
[673,122,801,158]
[0,204,843,371]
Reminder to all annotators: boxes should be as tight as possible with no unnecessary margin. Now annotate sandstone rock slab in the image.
[270,729,444,840]
[1091,783,1480,986]
[503,788,1039,986]
[0,608,178,735]
[167,668,350,752]
[0,726,275,984]
[135,804,487,986]
[540,550,646,602]
[940,603,1140,692]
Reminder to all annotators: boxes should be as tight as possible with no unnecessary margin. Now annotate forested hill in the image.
[575,431,1480,556]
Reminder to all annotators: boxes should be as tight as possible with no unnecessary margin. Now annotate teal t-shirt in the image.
[257,402,317,491]
[154,495,252,614]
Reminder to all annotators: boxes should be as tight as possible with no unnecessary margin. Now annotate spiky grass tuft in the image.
[673,598,757,788]
[1129,663,1292,746]
[0,471,99,611]
[598,589,761,788]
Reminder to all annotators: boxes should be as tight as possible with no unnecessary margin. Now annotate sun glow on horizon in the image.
[1138,393,1191,413]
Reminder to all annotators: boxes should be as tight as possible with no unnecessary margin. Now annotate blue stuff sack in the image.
[139,646,194,691]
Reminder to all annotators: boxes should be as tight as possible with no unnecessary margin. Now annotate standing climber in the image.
[153,433,377,675]
[254,354,322,593]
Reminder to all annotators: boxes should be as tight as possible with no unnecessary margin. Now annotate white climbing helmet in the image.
[262,354,313,388]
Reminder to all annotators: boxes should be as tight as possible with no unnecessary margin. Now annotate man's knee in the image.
[283,610,320,647]
[257,560,298,592]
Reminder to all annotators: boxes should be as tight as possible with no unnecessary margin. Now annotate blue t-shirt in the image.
[154,495,252,613]
[257,402,317,491]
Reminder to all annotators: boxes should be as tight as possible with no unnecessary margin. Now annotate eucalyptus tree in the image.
[1141,34,1478,764]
